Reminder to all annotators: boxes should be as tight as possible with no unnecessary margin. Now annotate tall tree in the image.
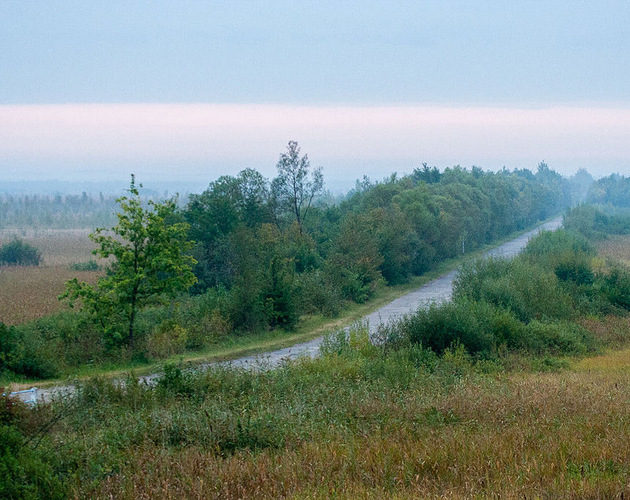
[273,141,323,233]
[62,175,196,347]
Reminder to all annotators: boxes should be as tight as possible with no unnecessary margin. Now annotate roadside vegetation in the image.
[0,148,570,382]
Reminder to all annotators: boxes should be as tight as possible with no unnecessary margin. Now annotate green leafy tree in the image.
[62,176,197,347]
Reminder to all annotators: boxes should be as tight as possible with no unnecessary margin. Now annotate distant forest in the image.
[0,192,119,229]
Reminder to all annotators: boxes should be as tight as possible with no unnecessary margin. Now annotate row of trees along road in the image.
[62,142,572,348]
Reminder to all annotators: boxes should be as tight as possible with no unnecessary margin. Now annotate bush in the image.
[147,320,188,360]
[0,423,65,499]
[524,320,595,355]
[295,270,342,317]
[186,310,232,349]
[70,260,100,271]
[523,229,594,262]
[0,322,60,379]
[602,266,630,310]
[0,239,41,266]
[454,257,574,322]
[399,299,498,357]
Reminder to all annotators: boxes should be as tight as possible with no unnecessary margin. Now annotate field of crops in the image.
[0,229,101,325]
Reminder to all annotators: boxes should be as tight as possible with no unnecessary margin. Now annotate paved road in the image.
[15,217,562,403]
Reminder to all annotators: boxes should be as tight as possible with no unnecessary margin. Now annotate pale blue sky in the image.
[1,1,630,190]
[3,1,630,104]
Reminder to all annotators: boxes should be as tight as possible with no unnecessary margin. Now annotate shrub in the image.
[0,423,65,499]
[0,322,60,379]
[186,309,232,349]
[399,299,497,356]
[294,269,342,317]
[602,266,630,310]
[0,239,41,266]
[70,260,100,271]
[523,229,594,263]
[147,320,188,360]
[454,257,574,322]
[524,320,595,355]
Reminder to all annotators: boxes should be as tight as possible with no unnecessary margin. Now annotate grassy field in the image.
[48,316,630,498]
[0,229,101,325]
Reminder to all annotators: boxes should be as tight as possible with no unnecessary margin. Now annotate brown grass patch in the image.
[0,229,103,324]
[596,235,630,267]
[0,265,101,325]
[0,228,95,265]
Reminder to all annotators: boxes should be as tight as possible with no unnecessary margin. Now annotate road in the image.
[14,216,562,403]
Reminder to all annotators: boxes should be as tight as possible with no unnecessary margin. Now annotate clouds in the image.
[1,103,630,186]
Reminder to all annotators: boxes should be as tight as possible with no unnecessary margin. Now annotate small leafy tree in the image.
[61,175,196,347]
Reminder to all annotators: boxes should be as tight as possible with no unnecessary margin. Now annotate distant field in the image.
[0,228,95,265]
[0,229,102,325]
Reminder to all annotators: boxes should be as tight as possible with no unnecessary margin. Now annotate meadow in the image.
[0,229,100,325]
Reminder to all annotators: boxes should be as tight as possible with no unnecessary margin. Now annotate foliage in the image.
[0,239,41,266]
[69,260,100,271]
[564,204,630,240]
[0,423,65,499]
[61,175,197,347]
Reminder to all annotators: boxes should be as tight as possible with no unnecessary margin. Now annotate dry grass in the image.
[0,265,100,325]
[0,228,95,265]
[0,229,101,324]
[81,346,630,499]
[596,234,630,267]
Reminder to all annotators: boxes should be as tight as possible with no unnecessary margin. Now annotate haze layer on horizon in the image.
[2,1,630,191]
[2,103,630,191]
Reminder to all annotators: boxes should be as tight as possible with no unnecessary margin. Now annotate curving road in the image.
[15,217,562,403]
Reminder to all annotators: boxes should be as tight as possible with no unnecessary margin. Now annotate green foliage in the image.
[69,260,100,271]
[61,175,197,347]
[454,257,574,323]
[0,321,60,379]
[564,204,630,240]
[147,320,188,359]
[0,423,65,499]
[587,173,630,207]
[0,239,41,266]
[601,267,630,310]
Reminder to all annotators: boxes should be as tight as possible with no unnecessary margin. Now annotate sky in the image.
[2,1,630,192]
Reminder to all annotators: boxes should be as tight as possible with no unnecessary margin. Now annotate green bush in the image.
[602,267,630,310]
[0,423,65,499]
[295,269,342,317]
[70,260,100,271]
[0,322,60,379]
[399,299,498,356]
[524,320,595,355]
[454,257,574,322]
[0,239,41,266]
[147,320,188,360]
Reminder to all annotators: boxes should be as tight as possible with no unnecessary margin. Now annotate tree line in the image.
[1,143,580,377]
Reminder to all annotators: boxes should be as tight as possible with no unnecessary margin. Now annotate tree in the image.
[62,175,196,347]
[272,141,323,233]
